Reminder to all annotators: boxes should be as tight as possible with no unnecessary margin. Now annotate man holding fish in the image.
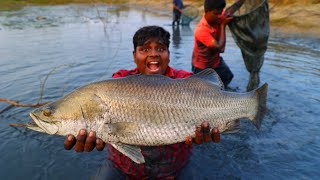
[63,25,221,179]
[26,0,268,178]
[27,1,267,179]
[29,23,266,178]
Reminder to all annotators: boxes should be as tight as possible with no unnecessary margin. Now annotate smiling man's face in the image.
[133,37,170,75]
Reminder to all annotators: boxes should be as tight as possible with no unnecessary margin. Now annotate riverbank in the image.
[131,0,320,40]
[0,0,319,41]
[268,1,320,40]
[133,0,320,49]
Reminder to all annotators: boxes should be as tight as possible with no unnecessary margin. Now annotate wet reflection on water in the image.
[0,4,319,179]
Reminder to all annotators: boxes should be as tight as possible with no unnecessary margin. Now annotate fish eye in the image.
[43,109,51,116]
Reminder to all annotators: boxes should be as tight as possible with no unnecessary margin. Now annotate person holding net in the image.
[172,0,184,26]
[191,0,234,87]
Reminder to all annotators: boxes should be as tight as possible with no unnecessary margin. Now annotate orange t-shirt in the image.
[192,16,221,69]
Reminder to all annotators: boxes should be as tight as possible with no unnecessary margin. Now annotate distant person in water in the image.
[192,0,234,87]
[173,0,184,26]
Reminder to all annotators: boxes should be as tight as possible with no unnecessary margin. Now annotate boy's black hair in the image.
[133,26,170,49]
[204,0,226,12]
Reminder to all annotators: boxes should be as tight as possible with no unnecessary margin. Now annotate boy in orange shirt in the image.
[192,0,234,87]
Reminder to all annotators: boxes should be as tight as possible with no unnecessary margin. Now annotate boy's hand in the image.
[220,14,234,26]
[64,129,105,152]
[185,121,220,145]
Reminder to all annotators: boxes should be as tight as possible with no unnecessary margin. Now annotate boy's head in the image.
[133,26,170,50]
[204,0,226,25]
[204,0,226,12]
[132,26,171,75]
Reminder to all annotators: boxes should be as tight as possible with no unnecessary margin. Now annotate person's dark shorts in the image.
[192,57,234,87]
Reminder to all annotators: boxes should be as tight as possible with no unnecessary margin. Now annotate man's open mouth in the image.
[147,61,160,72]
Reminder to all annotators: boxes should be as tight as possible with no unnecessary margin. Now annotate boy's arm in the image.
[208,15,233,53]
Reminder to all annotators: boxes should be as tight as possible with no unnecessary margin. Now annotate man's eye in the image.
[156,47,164,52]
[142,48,149,52]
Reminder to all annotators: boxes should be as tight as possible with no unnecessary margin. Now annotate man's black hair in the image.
[133,26,170,49]
[204,0,226,12]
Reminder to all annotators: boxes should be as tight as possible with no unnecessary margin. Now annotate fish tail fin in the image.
[251,83,268,129]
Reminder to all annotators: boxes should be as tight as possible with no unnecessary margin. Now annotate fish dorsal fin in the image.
[192,68,225,89]
[110,143,145,164]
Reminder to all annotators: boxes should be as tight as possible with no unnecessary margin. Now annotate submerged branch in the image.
[0,98,48,108]
[1,63,78,115]
[9,123,28,127]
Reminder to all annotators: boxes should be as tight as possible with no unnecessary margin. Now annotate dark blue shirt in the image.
[173,0,184,9]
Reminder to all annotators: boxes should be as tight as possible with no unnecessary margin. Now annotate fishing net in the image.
[227,0,270,91]
[181,5,199,26]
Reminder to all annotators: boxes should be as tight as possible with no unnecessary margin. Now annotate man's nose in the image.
[149,48,159,56]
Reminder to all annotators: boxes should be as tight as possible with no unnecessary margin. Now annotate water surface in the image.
[0,5,319,180]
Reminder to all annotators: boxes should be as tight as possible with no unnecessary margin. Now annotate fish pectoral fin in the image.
[110,143,145,164]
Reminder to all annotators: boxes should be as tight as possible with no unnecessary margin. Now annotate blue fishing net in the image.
[181,5,199,26]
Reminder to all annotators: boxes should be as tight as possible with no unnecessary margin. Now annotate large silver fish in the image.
[28,69,267,164]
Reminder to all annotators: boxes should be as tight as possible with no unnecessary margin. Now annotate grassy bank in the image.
[1,0,319,38]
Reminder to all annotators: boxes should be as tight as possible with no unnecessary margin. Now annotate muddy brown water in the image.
[0,5,319,179]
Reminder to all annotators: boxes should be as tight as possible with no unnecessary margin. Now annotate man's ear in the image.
[133,50,137,64]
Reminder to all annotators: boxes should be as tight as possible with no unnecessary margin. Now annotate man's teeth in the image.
[149,62,159,64]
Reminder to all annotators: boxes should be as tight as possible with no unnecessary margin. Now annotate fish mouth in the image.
[29,113,59,135]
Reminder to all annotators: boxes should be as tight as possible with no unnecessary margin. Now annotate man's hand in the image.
[64,129,105,152]
[185,121,220,145]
